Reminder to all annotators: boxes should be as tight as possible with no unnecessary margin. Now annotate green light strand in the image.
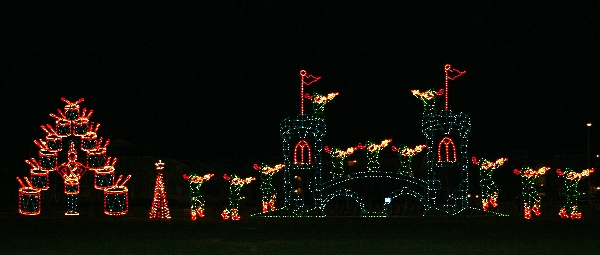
[557,168,593,219]
[472,157,506,212]
[392,145,426,176]
[365,139,391,172]
[310,92,338,120]
[221,174,255,220]
[514,166,548,219]
[183,173,213,220]
[255,163,284,213]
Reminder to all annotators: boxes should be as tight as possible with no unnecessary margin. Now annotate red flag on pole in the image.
[445,64,466,80]
[300,70,321,86]
[444,64,466,111]
[300,70,321,115]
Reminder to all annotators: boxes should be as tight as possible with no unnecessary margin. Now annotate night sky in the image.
[3,2,600,170]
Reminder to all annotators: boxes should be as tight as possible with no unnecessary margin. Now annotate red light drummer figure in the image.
[56,142,87,215]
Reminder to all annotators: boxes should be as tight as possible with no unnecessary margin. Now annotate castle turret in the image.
[422,110,471,213]
[281,114,326,214]
[280,70,337,215]
[418,64,471,214]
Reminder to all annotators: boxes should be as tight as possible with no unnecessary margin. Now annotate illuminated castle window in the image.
[438,137,457,162]
[294,140,312,165]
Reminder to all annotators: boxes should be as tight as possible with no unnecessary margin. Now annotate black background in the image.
[2,2,599,168]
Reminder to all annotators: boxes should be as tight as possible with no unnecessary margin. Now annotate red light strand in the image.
[438,137,457,162]
[444,64,466,111]
[294,140,312,165]
[299,70,321,115]
[149,160,171,219]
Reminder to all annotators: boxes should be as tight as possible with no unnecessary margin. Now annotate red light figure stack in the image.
[19,98,129,216]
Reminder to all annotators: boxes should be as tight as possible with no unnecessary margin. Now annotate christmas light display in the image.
[383,185,428,214]
[443,64,466,111]
[391,144,426,176]
[514,166,549,219]
[104,175,131,216]
[56,142,87,215]
[17,177,42,215]
[411,88,444,116]
[324,145,357,179]
[280,70,335,215]
[149,160,171,219]
[276,66,475,216]
[299,70,321,116]
[294,140,313,165]
[81,123,100,151]
[221,174,256,220]
[321,188,366,215]
[254,163,285,213]
[183,172,214,220]
[437,137,457,162]
[420,64,471,214]
[26,159,50,191]
[556,168,594,219]
[318,140,430,215]
[19,98,128,216]
[322,170,428,210]
[365,139,392,171]
[307,92,338,119]
[472,157,507,212]
[281,114,325,214]
[88,138,117,190]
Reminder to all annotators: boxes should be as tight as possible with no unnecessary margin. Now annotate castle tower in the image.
[280,70,336,215]
[281,114,326,214]
[422,110,471,213]
[419,64,471,214]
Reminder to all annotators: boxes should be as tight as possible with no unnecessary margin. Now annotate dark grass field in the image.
[2,215,600,255]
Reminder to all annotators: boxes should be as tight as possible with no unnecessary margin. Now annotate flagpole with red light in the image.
[444,64,466,111]
[299,70,321,115]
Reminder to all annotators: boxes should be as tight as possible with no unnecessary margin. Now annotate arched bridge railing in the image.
[383,186,426,212]
[320,188,366,215]
[320,171,428,215]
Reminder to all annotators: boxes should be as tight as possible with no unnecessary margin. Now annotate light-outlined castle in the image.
[274,65,475,216]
